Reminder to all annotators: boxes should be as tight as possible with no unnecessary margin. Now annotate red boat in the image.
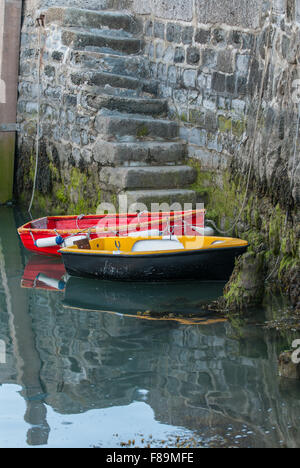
[18,210,206,257]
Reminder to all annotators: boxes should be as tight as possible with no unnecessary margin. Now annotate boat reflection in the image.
[21,256,227,324]
[63,277,227,325]
[21,256,66,292]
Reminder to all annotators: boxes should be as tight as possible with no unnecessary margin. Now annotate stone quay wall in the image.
[16,0,300,216]
[133,0,300,210]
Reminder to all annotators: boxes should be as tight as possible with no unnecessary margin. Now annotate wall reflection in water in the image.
[0,207,300,448]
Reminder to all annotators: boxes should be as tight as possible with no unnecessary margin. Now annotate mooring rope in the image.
[291,102,300,187]
[28,25,42,215]
[206,1,274,236]
[264,73,300,282]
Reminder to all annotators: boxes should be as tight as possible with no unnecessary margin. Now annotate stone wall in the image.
[23,0,132,14]
[16,0,300,217]
[131,0,300,212]
[17,1,144,212]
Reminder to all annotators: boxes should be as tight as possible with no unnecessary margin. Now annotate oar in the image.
[43,210,205,236]
[94,210,205,236]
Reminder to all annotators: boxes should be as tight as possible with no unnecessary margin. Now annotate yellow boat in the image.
[59,235,249,282]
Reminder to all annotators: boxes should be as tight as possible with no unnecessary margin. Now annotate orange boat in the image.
[18,210,206,257]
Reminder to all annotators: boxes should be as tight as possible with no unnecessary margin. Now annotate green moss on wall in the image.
[189,160,244,232]
[218,115,232,133]
[18,145,102,216]
[137,125,150,138]
[189,159,299,311]
[232,119,246,138]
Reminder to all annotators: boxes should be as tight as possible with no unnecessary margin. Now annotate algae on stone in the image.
[189,159,299,312]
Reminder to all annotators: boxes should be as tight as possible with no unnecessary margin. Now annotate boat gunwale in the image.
[59,244,249,259]
[17,210,206,235]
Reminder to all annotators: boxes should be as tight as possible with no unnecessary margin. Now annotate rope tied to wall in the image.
[28,19,44,215]
[291,54,300,190]
[207,1,274,236]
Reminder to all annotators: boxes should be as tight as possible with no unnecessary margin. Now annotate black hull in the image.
[61,246,248,282]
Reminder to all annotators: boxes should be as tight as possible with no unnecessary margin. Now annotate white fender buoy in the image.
[36,274,66,291]
[35,236,64,248]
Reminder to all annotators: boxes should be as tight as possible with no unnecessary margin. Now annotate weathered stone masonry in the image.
[16,0,300,214]
[16,0,199,212]
[140,0,264,170]
[138,0,300,208]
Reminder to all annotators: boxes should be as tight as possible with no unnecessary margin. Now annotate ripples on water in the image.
[0,207,300,448]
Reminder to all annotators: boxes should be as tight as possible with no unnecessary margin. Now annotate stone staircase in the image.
[44,7,197,209]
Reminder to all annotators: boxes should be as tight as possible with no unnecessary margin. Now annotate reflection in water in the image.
[21,256,66,292]
[0,207,300,448]
[0,208,50,446]
[63,277,226,318]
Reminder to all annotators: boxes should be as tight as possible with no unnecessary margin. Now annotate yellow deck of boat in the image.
[60,236,249,256]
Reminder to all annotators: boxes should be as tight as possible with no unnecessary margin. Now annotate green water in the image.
[0,206,300,448]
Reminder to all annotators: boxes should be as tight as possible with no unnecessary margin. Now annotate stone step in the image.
[95,110,179,139]
[99,166,197,191]
[85,86,147,100]
[62,28,143,55]
[94,140,187,166]
[122,190,197,210]
[71,71,158,96]
[85,93,167,116]
[45,7,141,35]
[70,51,150,79]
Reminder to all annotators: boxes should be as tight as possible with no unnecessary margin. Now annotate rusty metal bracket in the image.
[0,123,20,132]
